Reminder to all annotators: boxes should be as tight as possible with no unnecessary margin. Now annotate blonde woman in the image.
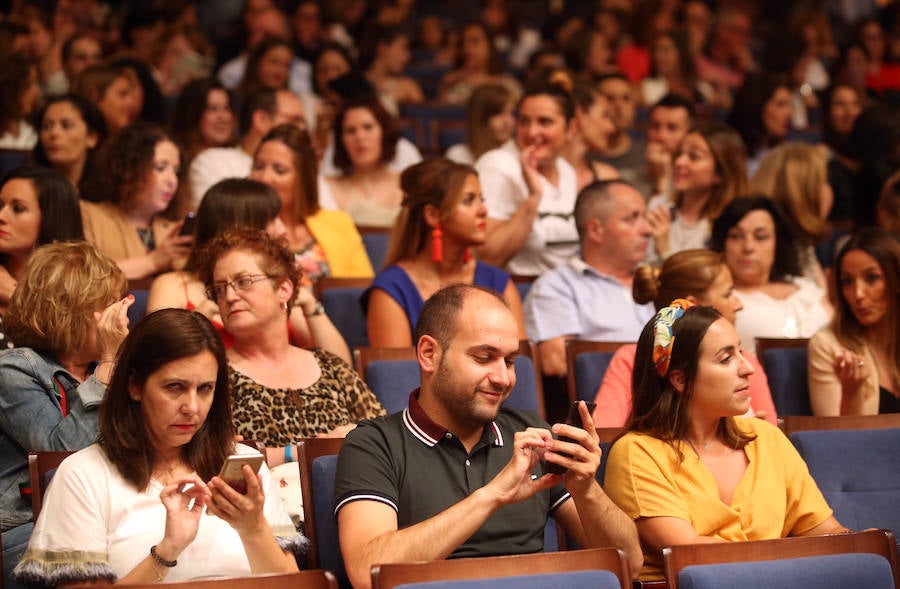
[750,142,833,287]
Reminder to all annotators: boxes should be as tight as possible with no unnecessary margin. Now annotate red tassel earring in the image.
[431,223,443,262]
[463,248,472,262]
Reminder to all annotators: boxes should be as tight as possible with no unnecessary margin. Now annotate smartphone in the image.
[179,212,197,236]
[544,401,597,475]
[217,453,264,494]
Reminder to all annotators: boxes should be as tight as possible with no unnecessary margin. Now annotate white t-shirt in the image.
[734,277,831,346]
[644,193,712,263]
[189,147,254,208]
[475,141,579,276]
[318,137,422,178]
[19,444,303,583]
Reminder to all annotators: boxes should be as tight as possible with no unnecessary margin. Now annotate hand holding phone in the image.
[544,401,596,475]
[217,453,264,494]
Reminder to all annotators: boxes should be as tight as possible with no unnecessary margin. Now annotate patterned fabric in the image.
[652,298,694,377]
[229,348,385,445]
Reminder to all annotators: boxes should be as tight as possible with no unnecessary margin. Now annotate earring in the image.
[282,300,289,311]
[463,248,472,263]
[431,223,443,263]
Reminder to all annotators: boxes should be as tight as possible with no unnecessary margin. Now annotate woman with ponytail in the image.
[364,158,525,347]
[592,249,776,427]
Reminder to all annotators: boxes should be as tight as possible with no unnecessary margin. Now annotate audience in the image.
[146,178,349,363]
[319,97,405,228]
[335,284,642,588]
[646,121,748,264]
[366,158,525,347]
[72,62,140,137]
[475,81,579,275]
[445,82,516,165]
[525,179,654,376]
[80,122,193,288]
[643,94,694,198]
[710,196,832,346]
[189,88,306,206]
[750,142,833,286]
[591,73,648,192]
[560,81,620,191]
[438,21,521,105]
[0,241,129,586]
[604,301,849,581]
[808,228,900,415]
[0,54,40,150]
[32,94,108,197]
[593,249,777,427]
[250,124,373,280]
[360,25,425,113]
[0,166,84,347]
[13,309,304,585]
[196,227,384,467]
[726,72,793,176]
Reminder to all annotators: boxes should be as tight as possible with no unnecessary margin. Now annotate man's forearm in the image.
[343,488,502,589]
[572,483,642,577]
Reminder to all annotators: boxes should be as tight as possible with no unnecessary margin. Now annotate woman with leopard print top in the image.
[197,226,386,466]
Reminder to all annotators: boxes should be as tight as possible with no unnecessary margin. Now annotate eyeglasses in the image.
[207,274,272,300]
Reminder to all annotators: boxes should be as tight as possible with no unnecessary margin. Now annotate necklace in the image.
[686,438,714,454]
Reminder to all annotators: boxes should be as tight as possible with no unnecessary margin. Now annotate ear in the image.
[423,204,442,228]
[277,278,294,307]
[685,294,699,306]
[252,109,271,134]
[587,216,604,242]
[128,378,141,402]
[417,334,441,375]
[669,369,686,394]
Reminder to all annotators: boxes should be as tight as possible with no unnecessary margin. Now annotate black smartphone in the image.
[544,401,597,475]
[179,212,197,236]
[217,453,264,494]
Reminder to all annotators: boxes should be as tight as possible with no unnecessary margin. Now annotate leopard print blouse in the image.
[229,348,386,445]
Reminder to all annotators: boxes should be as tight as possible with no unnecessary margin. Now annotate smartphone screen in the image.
[217,453,264,494]
[544,401,597,475]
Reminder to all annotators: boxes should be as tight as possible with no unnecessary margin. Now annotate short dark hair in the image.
[332,98,399,175]
[574,179,638,239]
[170,77,234,159]
[239,88,277,136]
[99,309,232,491]
[32,94,108,185]
[0,165,84,247]
[651,93,695,119]
[630,305,755,459]
[519,80,575,121]
[726,72,791,157]
[709,195,802,281]
[414,284,508,350]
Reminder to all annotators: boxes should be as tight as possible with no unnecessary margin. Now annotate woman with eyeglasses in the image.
[197,227,384,467]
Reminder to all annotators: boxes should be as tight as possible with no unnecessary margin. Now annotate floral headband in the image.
[652,298,695,378]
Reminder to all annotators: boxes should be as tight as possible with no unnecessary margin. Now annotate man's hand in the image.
[545,401,602,497]
[483,428,562,508]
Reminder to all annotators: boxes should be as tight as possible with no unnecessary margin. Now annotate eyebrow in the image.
[467,344,519,358]
[715,345,738,356]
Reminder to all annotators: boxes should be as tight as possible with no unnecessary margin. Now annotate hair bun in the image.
[547,70,574,93]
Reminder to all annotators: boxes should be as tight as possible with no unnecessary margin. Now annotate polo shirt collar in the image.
[568,257,630,285]
[403,389,504,448]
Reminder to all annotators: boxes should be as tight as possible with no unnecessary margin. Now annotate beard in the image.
[431,353,510,430]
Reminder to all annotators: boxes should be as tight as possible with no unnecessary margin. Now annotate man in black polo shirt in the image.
[334,284,641,589]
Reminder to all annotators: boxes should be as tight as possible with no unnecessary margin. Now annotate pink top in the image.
[592,344,778,427]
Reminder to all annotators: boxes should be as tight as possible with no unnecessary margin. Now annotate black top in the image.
[879,386,900,414]
[334,390,570,558]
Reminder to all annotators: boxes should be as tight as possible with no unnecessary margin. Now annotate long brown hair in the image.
[255,124,320,220]
[99,309,233,490]
[633,249,725,310]
[674,121,748,219]
[832,228,900,386]
[630,305,755,461]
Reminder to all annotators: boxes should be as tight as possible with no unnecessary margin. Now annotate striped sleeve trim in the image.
[549,491,571,512]
[334,493,399,516]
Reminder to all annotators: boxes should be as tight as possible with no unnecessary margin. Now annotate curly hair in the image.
[5,241,126,355]
[196,226,300,309]
[94,122,182,216]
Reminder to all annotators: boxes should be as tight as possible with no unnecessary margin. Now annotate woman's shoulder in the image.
[309,208,358,229]
[55,444,113,479]
[0,346,52,373]
[474,141,519,169]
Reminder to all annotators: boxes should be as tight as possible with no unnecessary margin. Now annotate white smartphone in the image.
[217,453,264,494]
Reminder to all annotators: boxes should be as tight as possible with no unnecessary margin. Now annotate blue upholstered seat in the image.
[394,569,622,589]
[310,455,348,588]
[759,345,811,415]
[677,553,894,589]
[572,351,617,403]
[790,428,900,539]
[320,287,369,349]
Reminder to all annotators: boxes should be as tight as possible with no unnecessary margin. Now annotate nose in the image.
[487,358,514,390]
[732,295,743,313]
[852,279,866,301]
[738,352,755,377]
[182,390,199,414]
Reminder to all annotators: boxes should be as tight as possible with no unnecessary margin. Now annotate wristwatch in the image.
[304,301,326,318]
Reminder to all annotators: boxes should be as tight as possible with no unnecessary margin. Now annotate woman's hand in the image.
[293,285,317,316]
[207,465,268,536]
[150,227,194,272]
[833,349,870,395]
[158,476,212,557]
[646,205,672,258]
[519,143,544,202]
[93,295,134,361]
